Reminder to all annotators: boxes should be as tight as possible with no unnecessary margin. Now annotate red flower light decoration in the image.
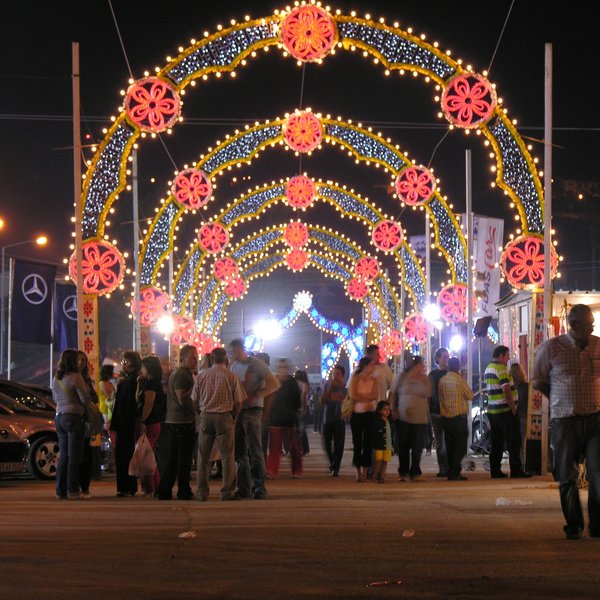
[380,330,403,357]
[286,248,308,271]
[171,315,197,346]
[347,277,369,300]
[69,240,125,296]
[194,332,218,356]
[441,72,497,129]
[437,284,468,324]
[171,168,212,210]
[131,285,170,327]
[198,222,230,254]
[225,277,247,299]
[354,257,379,282]
[395,166,436,206]
[403,313,428,344]
[281,5,337,62]
[213,257,239,282]
[284,221,309,248]
[283,111,323,153]
[285,175,316,209]
[501,235,558,289]
[371,220,403,252]
[124,77,181,133]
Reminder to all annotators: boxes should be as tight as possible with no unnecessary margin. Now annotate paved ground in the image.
[1,431,599,599]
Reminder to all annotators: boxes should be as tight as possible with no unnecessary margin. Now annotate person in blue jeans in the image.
[52,349,93,500]
[321,365,346,477]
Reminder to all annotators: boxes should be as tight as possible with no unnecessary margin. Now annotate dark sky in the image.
[2,0,599,335]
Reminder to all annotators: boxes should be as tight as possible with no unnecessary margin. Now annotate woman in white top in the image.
[348,357,378,482]
[391,355,432,481]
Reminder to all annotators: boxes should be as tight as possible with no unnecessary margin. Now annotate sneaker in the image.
[56,493,67,500]
[410,475,425,482]
[564,525,583,540]
[67,492,80,500]
[398,475,408,482]
[233,490,251,500]
[436,472,448,478]
[196,495,209,502]
[292,473,303,479]
[253,491,267,500]
[331,470,339,477]
[80,491,92,499]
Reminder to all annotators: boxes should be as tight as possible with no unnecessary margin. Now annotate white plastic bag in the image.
[128,433,157,477]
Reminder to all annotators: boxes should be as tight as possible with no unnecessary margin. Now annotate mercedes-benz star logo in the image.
[21,274,48,305]
[62,295,78,321]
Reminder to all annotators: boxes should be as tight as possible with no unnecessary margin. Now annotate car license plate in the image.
[0,462,25,473]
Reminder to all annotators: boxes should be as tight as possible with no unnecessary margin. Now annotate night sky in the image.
[2,0,599,369]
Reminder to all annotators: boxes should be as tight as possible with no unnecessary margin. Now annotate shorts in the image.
[374,449,392,462]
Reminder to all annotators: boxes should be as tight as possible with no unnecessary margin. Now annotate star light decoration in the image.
[293,291,313,313]
[501,235,559,289]
[395,166,436,206]
[280,4,338,62]
[130,285,170,327]
[124,77,181,133]
[441,72,497,129]
[285,175,316,209]
[283,110,323,153]
[198,222,230,254]
[69,240,125,296]
[437,283,468,324]
[403,313,428,344]
[171,168,212,210]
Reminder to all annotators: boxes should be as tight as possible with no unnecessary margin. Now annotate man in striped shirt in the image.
[484,345,530,479]
[532,303,600,540]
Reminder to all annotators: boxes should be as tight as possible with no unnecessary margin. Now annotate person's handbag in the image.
[84,401,104,438]
[128,433,157,477]
[341,394,354,419]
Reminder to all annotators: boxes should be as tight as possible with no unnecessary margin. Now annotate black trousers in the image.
[158,423,196,499]
[488,410,522,475]
[551,413,600,535]
[442,415,468,478]
[350,412,373,468]
[395,420,427,477]
[323,420,345,473]
[79,438,91,493]
[115,428,137,495]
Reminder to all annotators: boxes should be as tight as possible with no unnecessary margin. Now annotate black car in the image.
[0,417,30,476]
[0,379,55,413]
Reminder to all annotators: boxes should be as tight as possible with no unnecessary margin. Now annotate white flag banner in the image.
[473,215,504,317]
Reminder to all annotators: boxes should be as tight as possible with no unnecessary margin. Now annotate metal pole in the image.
[543,43,553,338]
[466,150,474,391]
[72,42,84,350]
[132,149,141,352]
[1,245,5,376]
[7,258,13,380]
[168,251,173,361]
[425,211,431,368]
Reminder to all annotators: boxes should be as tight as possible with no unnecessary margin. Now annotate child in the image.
[372,400,393,483]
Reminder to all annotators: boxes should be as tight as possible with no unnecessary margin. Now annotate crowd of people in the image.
[51,304,600,540]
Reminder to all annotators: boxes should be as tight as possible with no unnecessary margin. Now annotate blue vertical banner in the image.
[53,283,78,352]
[10,260,57,344]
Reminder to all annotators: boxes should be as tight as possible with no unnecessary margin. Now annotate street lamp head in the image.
[35,235,48,246]
[423,302,441,323]
[0,218,4,230]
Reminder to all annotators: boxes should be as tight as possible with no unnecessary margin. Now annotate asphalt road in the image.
[1,432,598,599]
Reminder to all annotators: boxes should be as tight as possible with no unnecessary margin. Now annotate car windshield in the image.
[0,394,35,414]
[0,383,53,411]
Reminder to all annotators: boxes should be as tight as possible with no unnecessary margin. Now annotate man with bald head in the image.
[533,303,600,539]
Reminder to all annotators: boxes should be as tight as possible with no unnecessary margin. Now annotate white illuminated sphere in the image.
[155,313,175,336]
[449,334,464,353]
[293,291,313,313]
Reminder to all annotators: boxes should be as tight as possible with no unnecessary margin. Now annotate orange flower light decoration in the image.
[283,111,323,153]
[501,235,558,289]
[395,166,436,206]
[283,221,309,248]
[194,332,219,355]
[347,277,369,300]
[213,257,239,282]
[437,284,468,324]
[286,248,308,271]
[130,285,170,327]
[372,220,403,253]
[280,5,337,62]
[171,168,212,210]
[354,256,379,282]
[198,222,230,254]
[171,315,197,346]
[69,240,125,296]
[225,277,247,299]
[441,72,497,129]
[285,175,316,209]
[403,313,427,344]
[380,330,403,357]
[124,77,181,133]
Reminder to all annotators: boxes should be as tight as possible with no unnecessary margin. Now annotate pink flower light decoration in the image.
[124,77,181,133]
[69,240,125,296]
[213,257,239,281]
[403,313,427,344]
[171,168,212,210]
[280,5,337,62]
[354,257,379,282]
[194,332,219,355]
[380,330,403,357]
[283,221,309,248]
[501,235,558,289]
[395,166,436,206]
[441,72,497,129]
[171,315,197,347]
[285,175,316,209]
[371,220,403,253]
[225,277,247,299]
[347,277,369,300]
[286,248,308,271]
[283,111,323,153]
[198,222,230,254]
[130,285,170,327]
[437,284,468,324]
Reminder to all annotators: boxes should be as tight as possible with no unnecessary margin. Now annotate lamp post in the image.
[1,235,48,376]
